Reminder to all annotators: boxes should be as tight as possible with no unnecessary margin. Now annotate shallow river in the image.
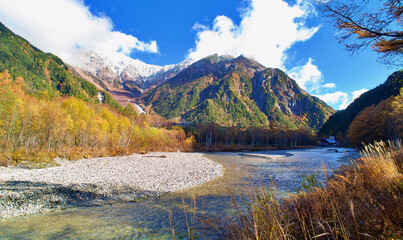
[0,147,359,239]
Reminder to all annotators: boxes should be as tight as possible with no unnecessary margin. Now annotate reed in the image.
[201,140,403,239]
[169,195,200,240]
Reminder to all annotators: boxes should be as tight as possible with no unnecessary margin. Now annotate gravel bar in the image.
[0,152,223,218]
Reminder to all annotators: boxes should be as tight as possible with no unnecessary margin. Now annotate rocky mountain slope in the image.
[319,71,403,137]
[72,51,192,96]
[140,55,335,130]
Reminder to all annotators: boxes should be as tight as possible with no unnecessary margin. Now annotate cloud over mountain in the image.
[188,0,318,68]
[352,89,369,101]
[186,0,346,106]
[0,0,158,67]
[315,91,349,110]
[0,0,355,110]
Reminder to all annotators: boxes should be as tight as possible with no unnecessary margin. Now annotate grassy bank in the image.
[203,140,402,239]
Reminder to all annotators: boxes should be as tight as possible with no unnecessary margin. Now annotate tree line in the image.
[181,123,317,151]
[0,70,194,165]
[0,69,322,166]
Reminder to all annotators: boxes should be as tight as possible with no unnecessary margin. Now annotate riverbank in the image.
[0,152,223,218]
[0,147,363,239]
[194,145,317,152]
[215,141,402,240]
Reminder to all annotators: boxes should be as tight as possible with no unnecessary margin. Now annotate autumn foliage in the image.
[348,89,403,146]
[207,141,403,239]
[184,123,317,151]
[316,0,403,65]
[0,71,194,166]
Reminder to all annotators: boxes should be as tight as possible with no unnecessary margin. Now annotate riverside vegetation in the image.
[0,70,196,167]
[0,68,318,167]
[0,22,198,166]
[188,141,401,239]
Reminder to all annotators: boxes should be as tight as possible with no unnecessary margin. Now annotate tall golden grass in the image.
[202,140,402,239]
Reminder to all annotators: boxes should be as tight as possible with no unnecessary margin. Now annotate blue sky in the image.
[84,0,246,65]
[0,0,397,110]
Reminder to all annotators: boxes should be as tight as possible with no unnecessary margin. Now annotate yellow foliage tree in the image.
[348,91,402,146]
[0,71,196,163]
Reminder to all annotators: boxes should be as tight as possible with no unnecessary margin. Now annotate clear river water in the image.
[0,147,359,239]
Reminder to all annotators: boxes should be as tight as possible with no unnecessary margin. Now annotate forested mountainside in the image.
[0,21,334,132]
[319,71,403,137]
[347,88,402,146]
[141,55,335,131]
[0,22,120,109]
[0,22,196,164]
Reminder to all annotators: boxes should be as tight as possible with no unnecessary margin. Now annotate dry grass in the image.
[169,195,199,240]
[203,140,403,240]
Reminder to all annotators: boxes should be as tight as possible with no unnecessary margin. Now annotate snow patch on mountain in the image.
[77,51,192,90]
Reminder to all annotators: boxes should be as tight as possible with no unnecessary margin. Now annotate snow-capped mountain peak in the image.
[76,51,193,95]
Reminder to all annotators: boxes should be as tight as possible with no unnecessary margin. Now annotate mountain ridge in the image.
[72,51,192,96]
[140,55,335,130]
[0,22,121,109]
[0,21,335,131]
[319,71,403,137]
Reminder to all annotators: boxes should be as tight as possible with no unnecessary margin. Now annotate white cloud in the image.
[0,0,158,67]
[335,88,369,110]
[187,0,342,96]
[315,91,349,110]
[316,88,369,110]
[188,0,319,69]
[322,83,336,88]
[288,58,322,91]
[316,92,348,104]
[352,89,369,100]
[287,59,338,96]
[338,99,351,110]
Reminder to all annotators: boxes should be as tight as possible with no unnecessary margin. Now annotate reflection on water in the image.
[0,148,359,239]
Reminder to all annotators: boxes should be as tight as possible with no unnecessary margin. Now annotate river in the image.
[0,147,359,239]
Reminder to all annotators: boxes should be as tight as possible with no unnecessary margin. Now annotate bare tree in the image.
[316,0,403,66]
